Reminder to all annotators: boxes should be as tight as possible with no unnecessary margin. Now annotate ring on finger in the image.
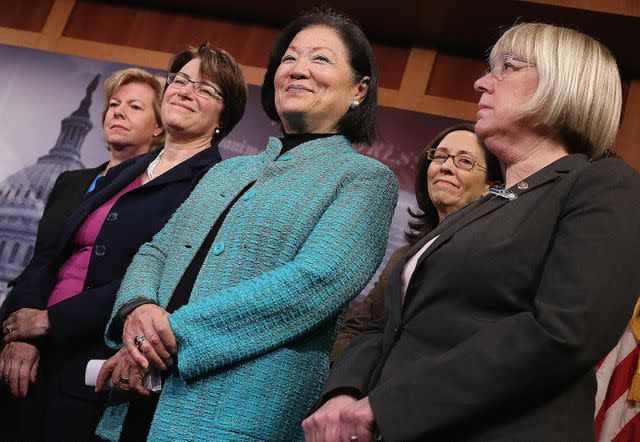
[134,335,147,349]
[120,376,130,385]
[3,325,12,335]
[349,436,359,442]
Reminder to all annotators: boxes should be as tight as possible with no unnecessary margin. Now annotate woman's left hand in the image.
[3,309,50,343]
[303,395,375,441]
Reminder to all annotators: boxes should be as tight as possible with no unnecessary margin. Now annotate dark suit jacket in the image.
[0,165,105,327]
[3,146,221,401]
[322,155,640,441]
[34,164,107,255]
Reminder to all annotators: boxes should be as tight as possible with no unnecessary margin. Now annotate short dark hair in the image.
[405,123,503,245]
[261,9,379,145]
[168,43,248,145]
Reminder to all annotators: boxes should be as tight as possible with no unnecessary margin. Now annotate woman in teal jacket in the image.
[95,10,398,441]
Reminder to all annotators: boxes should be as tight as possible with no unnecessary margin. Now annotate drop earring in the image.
[349,99,360,110]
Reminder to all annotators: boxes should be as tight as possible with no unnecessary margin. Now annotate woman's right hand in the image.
[0,341,39,398]
[302,394,374,442]
[96,347,150,396]
[122,304,176,371]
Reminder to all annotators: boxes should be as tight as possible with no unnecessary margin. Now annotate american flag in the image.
[595,298,640,442]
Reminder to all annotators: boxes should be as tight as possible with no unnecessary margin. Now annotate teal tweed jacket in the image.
[96,135,398,441]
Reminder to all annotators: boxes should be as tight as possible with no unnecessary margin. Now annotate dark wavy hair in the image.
[261,9,379,145]
[405,123,503,245]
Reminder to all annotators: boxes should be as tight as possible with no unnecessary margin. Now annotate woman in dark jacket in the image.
[0,65,164,441]
[331,123,502,362]
[305,22,640,442]
[0,43,247,441]
[32,68,167,256]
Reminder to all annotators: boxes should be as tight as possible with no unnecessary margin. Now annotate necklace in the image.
[146,149,164,181]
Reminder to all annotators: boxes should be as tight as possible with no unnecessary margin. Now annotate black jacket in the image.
[34,164,107,255]
[3,146,221,400]
[322,155,640,441]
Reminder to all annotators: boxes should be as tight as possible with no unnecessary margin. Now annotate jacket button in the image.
[95,245,106,256]
[106,212,118,221]
[241,189,256,201]
[212,241,225,255]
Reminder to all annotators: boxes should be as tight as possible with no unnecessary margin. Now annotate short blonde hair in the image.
[102,68,165,150]
[491,23,622,158]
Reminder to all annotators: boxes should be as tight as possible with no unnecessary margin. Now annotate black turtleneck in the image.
[279,132,334,154]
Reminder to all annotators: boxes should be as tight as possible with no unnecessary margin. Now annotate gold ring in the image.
[120,376,130,385]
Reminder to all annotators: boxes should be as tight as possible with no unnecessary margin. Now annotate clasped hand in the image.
[96,304,176,395]
[96,346,150,396]
[302,394,375,442]
[122,304,177,371]
[0,308,48,398]
[2,308,50,343]
[0,341,39,398]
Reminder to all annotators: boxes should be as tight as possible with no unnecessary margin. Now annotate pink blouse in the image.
[47,176,142,307]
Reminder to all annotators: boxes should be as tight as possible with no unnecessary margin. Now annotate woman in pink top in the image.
[0,44,248,441]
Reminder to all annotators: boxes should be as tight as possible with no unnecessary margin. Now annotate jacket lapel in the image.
[68,153,153,223]
[401,154,587,309]
[383,251,409,322]
[138,146,222,191]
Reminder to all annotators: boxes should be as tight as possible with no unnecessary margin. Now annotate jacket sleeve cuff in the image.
[108,297,158,342]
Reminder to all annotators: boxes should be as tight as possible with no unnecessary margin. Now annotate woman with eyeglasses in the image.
[305,22,640,441]
[331,123,502,363]
[94,10,397,441]
[0,43,247,441]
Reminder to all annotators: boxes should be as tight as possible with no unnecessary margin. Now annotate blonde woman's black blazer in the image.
[322,154,640,441]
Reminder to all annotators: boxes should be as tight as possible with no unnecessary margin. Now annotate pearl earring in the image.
[349,99,360,110]
[214,128,221,134]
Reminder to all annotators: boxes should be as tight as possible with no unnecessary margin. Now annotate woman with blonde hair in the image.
[306,22,640,441]
[0,45,247,441]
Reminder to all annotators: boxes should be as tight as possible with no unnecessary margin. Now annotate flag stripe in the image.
[598,388,640,441]
[596,322,640,442]
[601,347,639,412]
[612,411,640,442]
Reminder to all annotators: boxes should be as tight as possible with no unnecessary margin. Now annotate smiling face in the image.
[473,54,539,143]
[102,81,160,154]
[161,58,224,141]
[273,26,368,134]
[427,130,491,222]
